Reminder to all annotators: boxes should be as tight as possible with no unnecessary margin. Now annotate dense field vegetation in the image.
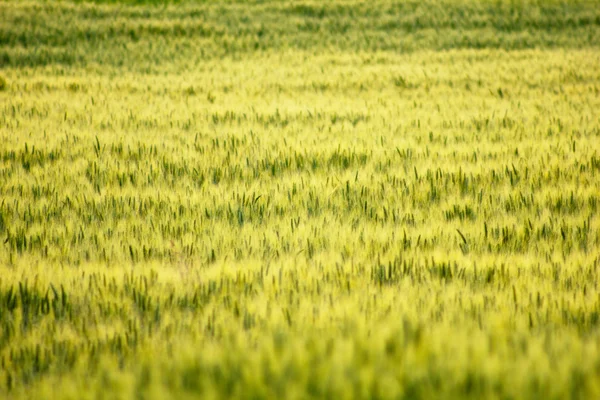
[1,0,600,398]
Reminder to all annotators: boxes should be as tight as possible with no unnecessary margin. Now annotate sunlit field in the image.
[1,0,600,398]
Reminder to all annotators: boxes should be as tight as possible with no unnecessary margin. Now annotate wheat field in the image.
[1,0,600,399]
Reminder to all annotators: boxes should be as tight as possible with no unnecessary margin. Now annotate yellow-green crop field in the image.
[1,0,600,398]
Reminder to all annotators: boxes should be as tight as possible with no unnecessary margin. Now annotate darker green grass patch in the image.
[1,0,599,68]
